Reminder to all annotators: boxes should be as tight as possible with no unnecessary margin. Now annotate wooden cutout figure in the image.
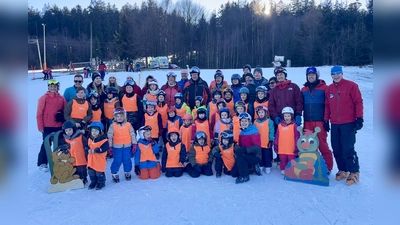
[284,126,330,186]
[44,131,84,193]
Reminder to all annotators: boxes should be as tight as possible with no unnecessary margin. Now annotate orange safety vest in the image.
[71,99,89,120]
[91,108,102,123]
[156,104,168,128]
[180,125,193,152]
[225,99,235,116]
[215,121,230,141]
[176,106,187,118]
[166,143,184,168]
[112,122,132,145]
[253,101,268,119]
[145,112,159,138]
[219,144,235,171]
[192,108,198,119]
[277,123,296,155]
[232,116,240,145]
[65,135,87,166]
[87,138,108,172]
[122,95,138,112]
[254,119,270,148]
[194,145,210,165]
[138,142,157,162]
[146,93,157,102]
[208,102,217,122]
[195,120,211,147]
[104,100,119,120]
[167,119,180,133]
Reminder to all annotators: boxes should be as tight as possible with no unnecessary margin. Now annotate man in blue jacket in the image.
[177,69,189,91]
[63,74,88,102]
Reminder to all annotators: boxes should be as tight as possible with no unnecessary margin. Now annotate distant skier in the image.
[98,61,107,80]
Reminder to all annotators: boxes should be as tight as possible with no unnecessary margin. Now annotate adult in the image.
[243,73,256,103]
[161,72,182,106]
[269,67,303,126]
[183,66,211,109]
[209,71,230,96]
[98,61,107,80]
[268,77,277,93]
[36,79,67,171]
[63,74,88,102]
[241,64,251,83]
[230,74,243,104]
[86,72,107,104]
[324,65,363,186]
[177,69,189,91]
[233,112,262,183]
[105,75,123,97]
[301,67,333,173]
[247,67,269,103]
[141,75,155,97]
[121,76,142,99]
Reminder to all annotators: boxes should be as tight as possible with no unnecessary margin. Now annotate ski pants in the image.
[234,153,261,177]
[260,147,273,168]
[74,165,88,182]
[110,147,132,173]
[214,157,239,177]
[100,71,106,80]
[165,168,184,177]
[279,154,297,171]
[185,163,213,178]
[88,167,106,185]
[38,126,62,166]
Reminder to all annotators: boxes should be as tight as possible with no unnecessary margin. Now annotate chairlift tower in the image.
[28,36,43,70]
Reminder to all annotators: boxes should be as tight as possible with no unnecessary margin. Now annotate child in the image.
[223,87,235,116]
[186,131,213,178]
[87,122,109,190]
[253,86,269,119]
[210,99,227,133]
[207,90,222,122]
[230,74,243,104]
[134,126,161,180]
[193,106,212,147]
[161,127,187,177]
[239,87,254,118]
[254,105,275,174]
[142,100,163,145]
[156,90,168,148]
[174,93,191,118]
[192,96,204,119]
[232,101,246,144]
[108,107,137,183]
[102,87,121,132]
[143,80,159,105]
[89,91,102,124]
[274,107,300,175]
[213,108,233,146]
[58,120,89,184]
[121,80,144,132]
[64,87,93,133]
[212,130,238,178]
[180,114,196,155]
[165,106,183,136]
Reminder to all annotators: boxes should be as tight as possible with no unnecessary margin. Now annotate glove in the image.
[131,144,137,154]
[274,117,281,125]
[213,152,222,158]
[295,115,302,126]
[80,121,87,128]
[55,110,65,122]
[268,141,273,148]
[234,146,246,154]
[355,118,364,131]
[134,165,141,175]
[324,121,330,132]
[193,164,202,173]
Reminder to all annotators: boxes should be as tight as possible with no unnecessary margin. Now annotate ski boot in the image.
[346,172,360,186]
[39,164,49,172]
[235,176,250,184]
[216,173,222,178]
[335,171,350,181]
[265,167,271,174]
[112,174,120,183]
[125,173,132,181]
[95,183,105,190]
[88,181,97,190]
[254,164,262,176]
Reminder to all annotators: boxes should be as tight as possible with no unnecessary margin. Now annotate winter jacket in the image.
[188,141,214,166]
[177,79,189,93]
[252,77,269,89]
[238,123,262,160]
[273,122,300,155]
[209,80,230,97]
[86,82,107,104]
[121,93,144,131]
[64,97,93,124]
[324,78,363,124]
[301,80,327,122]
[135,138,159,169]
[161,82,182,106]
[98,63,106,71]
[161,139,186,171]
[63,85,89,103]
[269,80,303,120]
[107,121,137,148]
[184,77,211,109]
[230,83,243,104]
[121,83,142,99]
[36,91,67,131]
[245,82,257,103]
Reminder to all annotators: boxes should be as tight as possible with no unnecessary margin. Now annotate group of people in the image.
[36,64,364,190]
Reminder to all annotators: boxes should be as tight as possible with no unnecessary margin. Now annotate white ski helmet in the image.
[281,106,294,115]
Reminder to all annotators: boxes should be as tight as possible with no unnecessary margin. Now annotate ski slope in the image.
[27,66,373,225]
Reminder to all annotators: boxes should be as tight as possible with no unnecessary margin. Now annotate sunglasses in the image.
[48,79,59,85]
[195,133,206,140]
[220,131,233,139]
[74,80,83,83]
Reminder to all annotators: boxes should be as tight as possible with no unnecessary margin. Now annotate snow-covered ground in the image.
[28,66,373,225]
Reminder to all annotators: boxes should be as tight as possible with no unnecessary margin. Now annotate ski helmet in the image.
[219,107,230,117]
[238,112,252,122]
[189,66,200,75]
[223,87,234,95]
[220,129,234,145]
[157,90,166,96]
[124,79,134,87]
[231,74,241,81]
[195,96,204,104]
[168,127,180,140]
[255,105,269,117]
[146,100,157,107]
[239,87,249,94]
[212,90,222,97]
[182,114,193,120]
[235,101,247,111]
[274,67,287,77]
[216,99,226,108]
[62,120,76,132]
[196,106,207,115]
[306,67,319,79]
[194,131,207,142]
[88,121,104,132]
[106,87,118,96]
[256,86,268,93]
[174,92,183,99]
[166,71,177,77]
[243,64,251,72]
[138,125,152,139]
[114,107,126,115]
[47,79,60,86]
[281,106,294,115]
[167,106,176,113]
[214,72,224,80]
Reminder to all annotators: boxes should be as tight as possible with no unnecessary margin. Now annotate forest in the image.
[28,0,373,69]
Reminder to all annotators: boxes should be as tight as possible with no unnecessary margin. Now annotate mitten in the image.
[234,146,246,154]
[295,115,302,126]
[355,118,364,131]
[134,165,141,175]
[213,152,222,158]
[94,148,103,153]
[324,121,330,132]
[131,144,137,154]
[274,117,281,125]
[55,110,65,122]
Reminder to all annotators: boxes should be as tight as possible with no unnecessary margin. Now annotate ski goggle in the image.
[157,90,166,96]
[190,67,200,74]
[114,107,126,114]
[89,91,99,98]
[139,126,152,132]
[306,67,317,75]
[124,80,134,86]
[166,72,177,77]
[220,131,233,139]
[195,132,206,140]
[48,79,59,86]
[331,71,342,76]
[274,67,286,75]
[238,113,251,121]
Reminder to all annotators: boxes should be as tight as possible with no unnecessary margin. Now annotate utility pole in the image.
[42,23,47,70]
[90,21,93,67]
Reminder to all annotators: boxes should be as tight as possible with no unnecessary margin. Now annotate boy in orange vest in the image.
[174,93,191,118]
[253,86,269,119]
[180,114,195,156]
[186,131,213,178]
[102,87,120,132]
[213,107,233,146]
[64,86,93,133]
[192,96,205,119]
[165,106,183,135]
[161,127,187,177]
[232,101,246,144]
[89,91,102,124]
[121,80,144,132]
[193,107,213,147]
[212,130,238,178]
[254,105,275,174]
[223,87,235,116]
[142,100,163,157]
[273,107,300,175]
[134,126,161,180]
[87,122,109,190]
[207,90,222,121]
[108,107,137,183]
[58,120,89,184]
[156,90,168,146]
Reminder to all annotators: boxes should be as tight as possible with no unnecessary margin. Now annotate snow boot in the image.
[254,164,262,176]
[39,164,49,172]
[216,172,222,178]
[280,170,285,176]
[95,183,105,190]
[265,167,271,174]
[88,181,97,190]
[112,174,120,183]
[125,173,132,181]
[346,172,360,186]
[235,176,250,184]
[335,171,350,181]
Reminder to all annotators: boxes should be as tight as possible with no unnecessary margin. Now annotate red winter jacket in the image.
[324,78,363,124]
[161,82,182,106]
[36,92,67,131]
[269,80,303,120]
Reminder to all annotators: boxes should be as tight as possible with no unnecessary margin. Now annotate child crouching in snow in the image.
[186,131,213,178]
[161,127,187,177]
[134,126,161,180]
[212,130,238,178]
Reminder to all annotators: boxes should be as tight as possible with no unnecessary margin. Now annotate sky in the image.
[28,0,363,14]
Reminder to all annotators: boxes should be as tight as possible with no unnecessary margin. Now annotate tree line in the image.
[28,0,373,69]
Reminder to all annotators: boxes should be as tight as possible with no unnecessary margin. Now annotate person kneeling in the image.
[134,126,161,180]
[212,130,239,178]
[161,128,187,177]
[185,131,213,178]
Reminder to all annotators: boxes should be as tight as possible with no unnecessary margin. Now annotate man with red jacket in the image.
[324,65,364,186]
[98,61,107,81]
[301,67,333,173]
[161,72,182,106]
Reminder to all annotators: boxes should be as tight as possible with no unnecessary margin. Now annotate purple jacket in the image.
[269,80,303,120]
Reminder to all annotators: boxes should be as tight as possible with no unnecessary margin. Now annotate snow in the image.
[28,66,373,225]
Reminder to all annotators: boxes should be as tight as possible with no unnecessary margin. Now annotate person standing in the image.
[98,61,107,81]
[177,69,189,91]
[161,72,182,106]
[183,66,211,109]
[324,66,364,186]
[63,74,88,102]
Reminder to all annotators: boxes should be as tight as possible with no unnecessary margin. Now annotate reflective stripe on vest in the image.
[65,135,87,166]
[138,142,157,162]
[122,95,138,112]
[277,123,295,155]
[166,143,184,168]
[71,99,89,120]
[112,122,132,145]
[194,145,210,165]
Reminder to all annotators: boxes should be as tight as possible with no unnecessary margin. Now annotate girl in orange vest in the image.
[209,99,227,134]
[156,90,168,146]
[206,90,222,121]
[232,101,246,144]
[102,87,121,132]
[186,131,213,178]
[254,105,275,174]
[213,108,233,146]
[174,93,191,118]
[134,126,161,180]
[161,127,187,177]
[142,100,163,157]
[64,86,93,133]
[87,122,109,190]
[192,96,205,119]
[239,87,254,120]
[165,106,183,137]
[108,107,137,183]
[121,80,144,132]
[58,120,89,184]
[253,86,269,120]
[223,87,235,116]
[180,114,196,155]
[212,130,239,178]
[273,107,300,175]
[89,91,102,124]
[143,80,159,105]
[193,107,213,147]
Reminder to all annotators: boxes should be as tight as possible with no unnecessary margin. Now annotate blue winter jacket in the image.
[301,80,327,122]
[230,83,243,104]
[177,79,189,93]
[134,139,159,169]
[63,85,88,102]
